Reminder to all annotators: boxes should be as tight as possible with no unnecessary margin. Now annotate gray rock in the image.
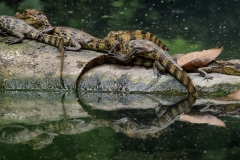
[1,36,240,94]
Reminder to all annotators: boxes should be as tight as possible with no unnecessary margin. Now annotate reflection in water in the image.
[109,94,196,138]
[0,93,195,149]
[1,92,240,159]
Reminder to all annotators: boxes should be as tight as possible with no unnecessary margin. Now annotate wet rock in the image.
[1,36,240,94]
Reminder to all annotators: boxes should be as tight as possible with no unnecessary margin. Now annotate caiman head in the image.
[219,59,240,75]
[15,9,52,31]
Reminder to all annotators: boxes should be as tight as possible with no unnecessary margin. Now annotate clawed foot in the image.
[108,52,126,63]
[0,31,8,36]
[203,75,213,81]
[153,67,166,77]
[34,32,44,39]
[5,39,21,45]
[155,72,163,77]
[64,46,81,51]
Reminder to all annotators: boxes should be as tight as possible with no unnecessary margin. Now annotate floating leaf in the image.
[177,47,223,71]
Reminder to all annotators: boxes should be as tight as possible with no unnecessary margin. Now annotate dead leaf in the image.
[177,47,223,71]
[179,112,226,127]
[228,90,240,100]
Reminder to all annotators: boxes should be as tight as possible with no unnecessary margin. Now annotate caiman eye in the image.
[36,12,43,15]
[236,64,240,70]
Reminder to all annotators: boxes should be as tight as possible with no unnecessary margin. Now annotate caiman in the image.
[76,40,197,96]
[130,55,240,79]
[15,9,170,52]
[89,29,170,51]
[0,15,68,86]
[76,53,240,93]
[15,9,100,51]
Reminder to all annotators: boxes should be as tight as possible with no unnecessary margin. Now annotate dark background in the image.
[0,0,240,59]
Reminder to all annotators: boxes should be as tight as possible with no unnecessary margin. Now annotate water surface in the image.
[0,0,240,159]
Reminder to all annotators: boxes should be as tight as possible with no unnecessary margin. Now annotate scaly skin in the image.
[110,40,197,96]
[76,51,240,93]
[135,56,240,79]
[15,9,100,51]
[15,9,169,52]
[0,15,66,86]
[197,60,240,78]
[89,30,170,51]
[75,40,197,95]
[75,53,166,88]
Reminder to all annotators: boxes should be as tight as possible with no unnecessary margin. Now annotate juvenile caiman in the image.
[76,40,197,96]
[15,9,170,52]
[89,29,170,51]
[135,55,240,79]
[0,15,68,86]
[15,9,100,51]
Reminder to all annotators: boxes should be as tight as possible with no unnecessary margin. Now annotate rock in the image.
[1,90,240,125]
[1,36,240,94]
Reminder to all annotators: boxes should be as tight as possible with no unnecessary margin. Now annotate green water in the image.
[1,120,240,160]
[0,91,240,159]
[1,0,240,159]
[0,0,239,59]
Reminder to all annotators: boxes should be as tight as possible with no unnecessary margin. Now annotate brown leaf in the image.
[228,90,240,100]
[177,47,223,71]
[179,112,226,127]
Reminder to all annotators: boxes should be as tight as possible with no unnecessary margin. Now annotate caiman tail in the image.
[76,54,114,87]
[130,30,170,51]
[156,93,196,127]
[89,30,170,51]
[119,40,197,96]
[37,34,65,87]
[159,50,197,96]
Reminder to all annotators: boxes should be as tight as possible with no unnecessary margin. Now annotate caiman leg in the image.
[39,26,81,51]
[108,43,166,76]
[197,68,213,80]
[109,45,197,95]
[0,29,8,36]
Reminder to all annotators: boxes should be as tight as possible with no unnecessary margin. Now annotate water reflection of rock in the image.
[1,91,240,149]
[0,92,195,149]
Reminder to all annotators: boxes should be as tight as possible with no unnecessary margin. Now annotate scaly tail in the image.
[90,30,170,51]
[90,39,113,51]
[156,93,196,127]
[37,34,65,88]
[159,51,197,96]
[76,55,113,87]
[133,30,170,51]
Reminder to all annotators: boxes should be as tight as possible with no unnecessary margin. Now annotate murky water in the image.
[0,91,240,159]
[1,0,240,159]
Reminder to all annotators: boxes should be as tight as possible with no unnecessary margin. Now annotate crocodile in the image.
[109,40,197,95]
[0,15,67,86]
[76,54,240,89]
[76,40,197,95]
[88,29,170,51]
[75,53,168,88]
[15,9,100,51]
[134,55,240,79]
[195,59,240,78]
[15,9,170,52]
